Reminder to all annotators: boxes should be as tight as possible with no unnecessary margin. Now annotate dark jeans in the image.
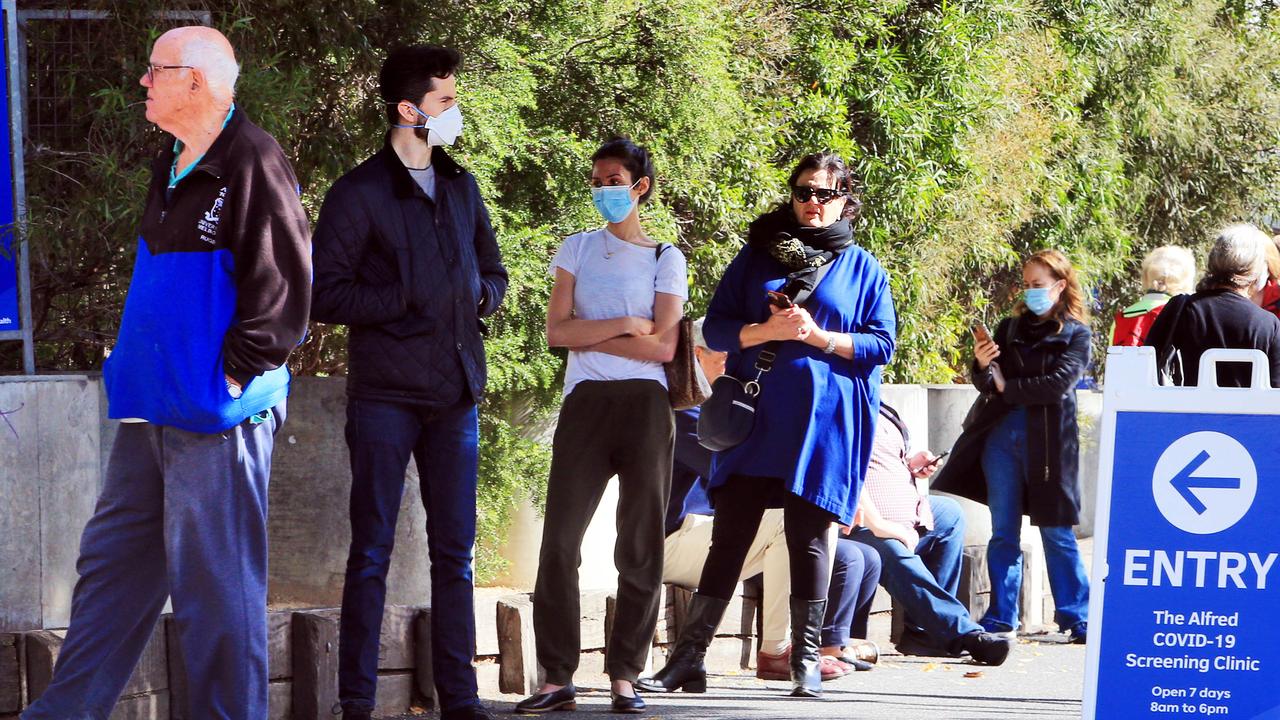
[822,538,881,647]
[338,397,480,713]
[849,496,983,652]
[699,475,836,602]
[980,408,1089,633]
[23,406,283,720]
[533,380,673,684]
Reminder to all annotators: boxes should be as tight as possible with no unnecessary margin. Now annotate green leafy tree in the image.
[9,0,1279,580]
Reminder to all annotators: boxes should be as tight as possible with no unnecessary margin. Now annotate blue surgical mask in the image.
[1023,287,1057,316]
[591,181,640,224]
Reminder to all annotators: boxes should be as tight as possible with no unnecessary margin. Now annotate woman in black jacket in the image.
[931,249,1091,643]
[1144,224,1280,388]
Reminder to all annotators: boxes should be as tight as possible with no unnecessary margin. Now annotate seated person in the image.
[820,531,881,672]
[844,403,1013,665]
[663,319,856,681]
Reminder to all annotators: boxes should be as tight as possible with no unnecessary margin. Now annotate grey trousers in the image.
[23,405,283,720]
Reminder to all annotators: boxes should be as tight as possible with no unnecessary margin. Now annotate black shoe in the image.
[788,597,825,698]
[834,655,875,671]
[961,631,1013,666]
[441,703,498,720]
[611,692,646,714]
[514,685,577,714]
[336,704,372,720]
[636,593,729,693]
[1068,622,1087,645]
[895,628,963,659]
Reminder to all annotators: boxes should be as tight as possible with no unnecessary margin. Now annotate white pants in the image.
[663,510,791,654]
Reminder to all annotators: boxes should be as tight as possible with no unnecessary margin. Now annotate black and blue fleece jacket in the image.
[103,109,312,432]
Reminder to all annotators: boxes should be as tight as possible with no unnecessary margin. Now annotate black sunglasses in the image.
[791,186,845,204]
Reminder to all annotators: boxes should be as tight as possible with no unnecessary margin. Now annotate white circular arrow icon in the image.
[1152,431,1257,535]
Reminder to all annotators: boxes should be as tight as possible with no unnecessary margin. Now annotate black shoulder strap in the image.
[879,403,909,447]
[753,259,841,377]
[791,259,837,306]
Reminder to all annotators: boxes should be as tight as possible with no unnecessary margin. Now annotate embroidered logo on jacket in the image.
[197,186,228,244]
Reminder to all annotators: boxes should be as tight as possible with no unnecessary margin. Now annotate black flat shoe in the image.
[611,692,646,714]
[514,685,577,714]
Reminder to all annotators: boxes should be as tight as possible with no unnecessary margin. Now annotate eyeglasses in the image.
[146,64,194,84]
[791,186,845,204]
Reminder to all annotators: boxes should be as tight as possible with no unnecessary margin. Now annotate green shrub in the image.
[9,0,1279,581]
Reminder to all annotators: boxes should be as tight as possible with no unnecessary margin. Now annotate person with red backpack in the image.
[1111,245,1195,346]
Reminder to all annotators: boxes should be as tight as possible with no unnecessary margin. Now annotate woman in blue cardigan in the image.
[639,152,895,698]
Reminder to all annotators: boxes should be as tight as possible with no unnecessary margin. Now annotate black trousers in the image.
[533,380,674,683]
[698,475,835,602]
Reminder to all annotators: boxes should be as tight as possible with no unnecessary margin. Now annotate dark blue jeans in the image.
[822,538,881,647]
[849,496,983,651]
[23,405,283,720]
[339,398,480,713]
[980,407,1089,633]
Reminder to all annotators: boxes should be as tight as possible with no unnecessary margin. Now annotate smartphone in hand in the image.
[767,290,794,309]
[925,450,951,468]
[972,323,992,344]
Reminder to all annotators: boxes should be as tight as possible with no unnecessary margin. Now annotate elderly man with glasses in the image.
[22,25,311,720]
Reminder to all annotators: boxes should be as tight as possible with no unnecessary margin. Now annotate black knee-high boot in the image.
[789,597,825,698]
[636,593,729,693]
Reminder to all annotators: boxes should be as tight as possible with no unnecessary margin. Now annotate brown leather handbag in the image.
[655,245,707,410]
[664,315,707,410]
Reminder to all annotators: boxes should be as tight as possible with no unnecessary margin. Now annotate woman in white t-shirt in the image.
[516,138,688,716]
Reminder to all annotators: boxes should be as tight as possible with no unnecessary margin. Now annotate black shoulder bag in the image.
[697,261,836,451]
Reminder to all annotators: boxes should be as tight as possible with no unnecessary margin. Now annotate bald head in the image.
[156,26,239,105]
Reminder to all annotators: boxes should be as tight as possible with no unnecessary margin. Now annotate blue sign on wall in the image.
[1093,410,1280,718]
[0,4,18,330]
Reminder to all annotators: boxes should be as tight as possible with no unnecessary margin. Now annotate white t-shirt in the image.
[551,228,688,397]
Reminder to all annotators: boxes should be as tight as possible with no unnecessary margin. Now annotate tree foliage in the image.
[10,0,1280,580]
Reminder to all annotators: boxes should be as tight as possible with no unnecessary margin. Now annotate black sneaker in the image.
[895,628,962,659]
[1068,622,1088,645]
[961,631,1013,666]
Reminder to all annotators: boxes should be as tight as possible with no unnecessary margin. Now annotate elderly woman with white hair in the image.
[1111,245,1195,346]
[1144,223,1280,387]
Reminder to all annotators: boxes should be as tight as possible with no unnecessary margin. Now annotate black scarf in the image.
[746,205,855,299]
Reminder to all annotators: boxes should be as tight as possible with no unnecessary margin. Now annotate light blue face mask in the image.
[1023,286,1058,316]
[591,180,640,224]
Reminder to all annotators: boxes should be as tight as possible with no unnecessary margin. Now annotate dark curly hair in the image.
[787,151,863,220]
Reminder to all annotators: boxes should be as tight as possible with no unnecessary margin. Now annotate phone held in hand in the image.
[767,290,794,309]
[972,322,992,344]
[926,450,951,467]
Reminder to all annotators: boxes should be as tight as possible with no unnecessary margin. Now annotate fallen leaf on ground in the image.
[964,671,984,678]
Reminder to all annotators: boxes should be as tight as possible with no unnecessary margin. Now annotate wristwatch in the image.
[823,333,838,354]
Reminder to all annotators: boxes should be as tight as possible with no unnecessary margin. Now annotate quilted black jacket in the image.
[311,144,508,405]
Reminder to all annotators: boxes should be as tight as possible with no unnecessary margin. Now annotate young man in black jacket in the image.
[311,45,507,720]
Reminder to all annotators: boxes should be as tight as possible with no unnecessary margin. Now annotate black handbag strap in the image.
[750,257,839,381]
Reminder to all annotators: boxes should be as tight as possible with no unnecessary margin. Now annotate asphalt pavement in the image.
[394,630,1087,719]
